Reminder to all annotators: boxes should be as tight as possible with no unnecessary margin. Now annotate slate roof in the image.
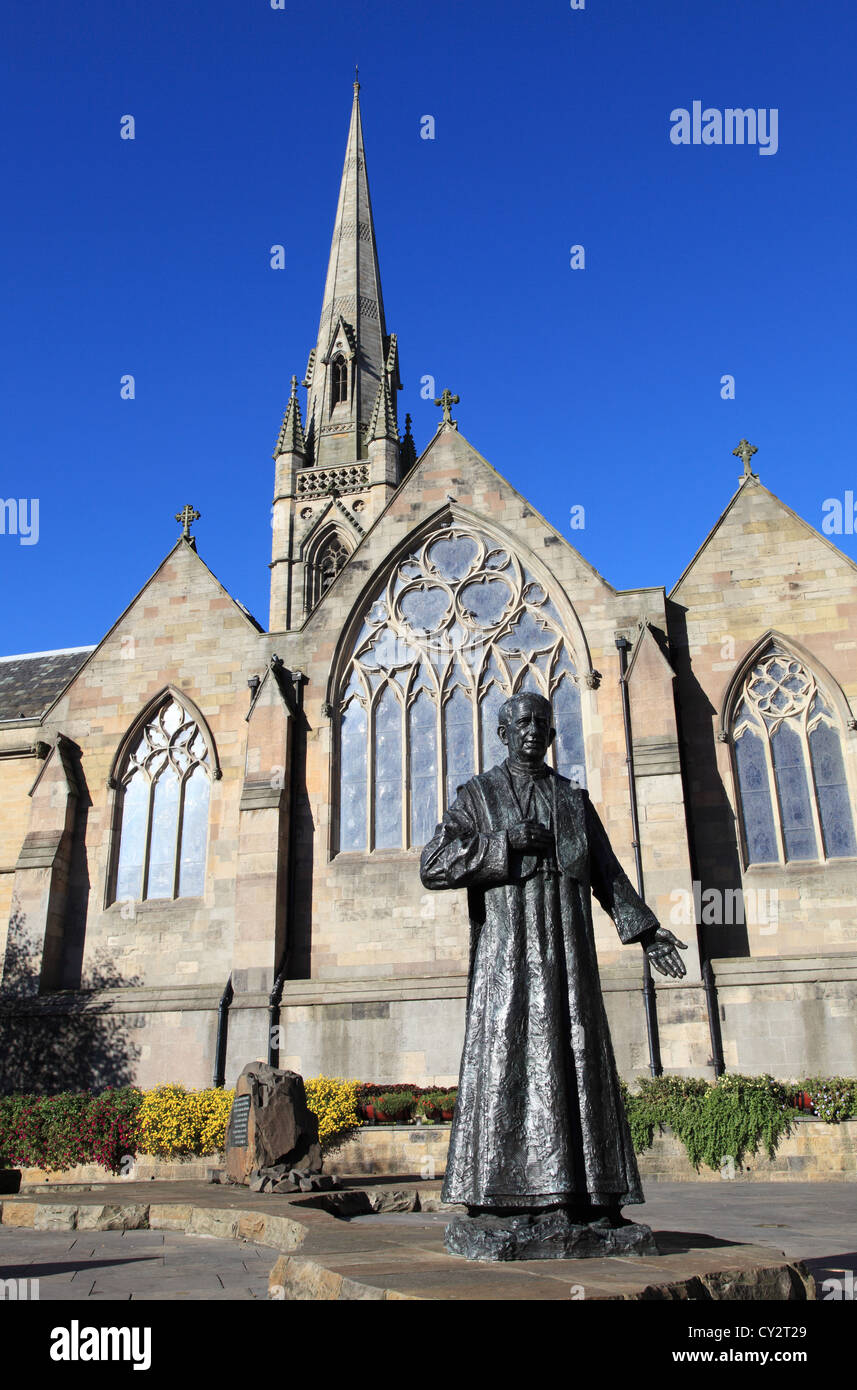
[0,647,95,721]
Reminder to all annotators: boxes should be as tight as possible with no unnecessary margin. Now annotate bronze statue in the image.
[420,691,686,1260]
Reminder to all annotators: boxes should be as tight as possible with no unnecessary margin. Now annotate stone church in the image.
[2,83,856,1093]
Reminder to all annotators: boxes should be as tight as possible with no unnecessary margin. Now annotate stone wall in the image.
[669,477,857,962]
[322,1117,857,1182]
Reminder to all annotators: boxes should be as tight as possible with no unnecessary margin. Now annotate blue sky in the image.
[2,0,855,653]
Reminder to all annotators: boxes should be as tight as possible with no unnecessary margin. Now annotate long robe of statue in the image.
[420,759,660,1210]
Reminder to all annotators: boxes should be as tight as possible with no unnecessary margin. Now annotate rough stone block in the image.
[76,1203,149,1231]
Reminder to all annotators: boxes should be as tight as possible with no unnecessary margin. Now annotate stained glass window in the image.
[335,524,587,852]
[732,653,857,865]
[112,698,212,901]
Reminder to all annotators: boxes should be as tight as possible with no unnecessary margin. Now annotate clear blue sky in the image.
[2,0,855,654]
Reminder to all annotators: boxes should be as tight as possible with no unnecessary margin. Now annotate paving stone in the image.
[1,1180,855,1301]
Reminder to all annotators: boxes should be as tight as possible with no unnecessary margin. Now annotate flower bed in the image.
[0,1076,364,1174]
[2,1074,853,1177]
[356,1084,457,1125]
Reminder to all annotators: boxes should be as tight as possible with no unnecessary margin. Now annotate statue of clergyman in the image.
[420,691,687,1260]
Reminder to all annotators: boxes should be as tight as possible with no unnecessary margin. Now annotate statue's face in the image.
[497,698,555,765]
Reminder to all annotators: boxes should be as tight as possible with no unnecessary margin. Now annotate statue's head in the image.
[497,692,555,767]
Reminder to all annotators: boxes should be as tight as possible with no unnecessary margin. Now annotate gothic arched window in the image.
[112,697,212,901]
[307,530,351,611]
[319,534,350,594]
[331,355,348,407]
[335,524,587,853]
[731,650,857,865]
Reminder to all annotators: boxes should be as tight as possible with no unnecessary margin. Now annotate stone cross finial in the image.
[176,504,201,539]
[434,389,460,426]
[733,438,758,478]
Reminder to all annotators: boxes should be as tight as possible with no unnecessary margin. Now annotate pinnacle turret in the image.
[400,413,417,472]
[273,376,306,458]
[366,375,398,444]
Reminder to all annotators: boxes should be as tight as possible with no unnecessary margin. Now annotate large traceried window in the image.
[335,525,587,853]
[113,697,212,901]
[731,650,857,865]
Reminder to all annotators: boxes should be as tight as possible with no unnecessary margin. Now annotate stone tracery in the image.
[336,525,587,852]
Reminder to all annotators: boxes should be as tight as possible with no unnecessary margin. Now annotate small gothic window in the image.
[732,652,857,865]
[113,697,212,901]
[318,534,350,597]
[331,355,348,406]
[335,524,587,853]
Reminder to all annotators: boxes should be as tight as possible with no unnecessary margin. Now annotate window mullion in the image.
[471,675,481,776]
[801,720,825,860]
[141,776,155,900]
[440,691,449,815]
[403,690,412,849]
[173,772,186,898]
[764,725,787,864]
[367,692,376,852]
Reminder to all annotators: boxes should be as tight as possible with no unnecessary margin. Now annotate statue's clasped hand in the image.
[508,819,555,855]
[644,928,688,980]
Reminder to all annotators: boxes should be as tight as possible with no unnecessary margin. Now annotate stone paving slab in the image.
[2,1179,854,1300]
[0,1226,272,1301]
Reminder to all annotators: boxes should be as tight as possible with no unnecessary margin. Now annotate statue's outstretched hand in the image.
[645,928,688,979]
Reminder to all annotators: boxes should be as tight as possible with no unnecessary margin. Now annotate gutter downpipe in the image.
[615,635,662,1079]
[268,664,305,1067]
[213,974,234,1088]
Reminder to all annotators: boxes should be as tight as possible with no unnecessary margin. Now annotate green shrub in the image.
[623,1073,794,1172]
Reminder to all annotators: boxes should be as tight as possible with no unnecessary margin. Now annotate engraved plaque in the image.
[227,1093,251,1149]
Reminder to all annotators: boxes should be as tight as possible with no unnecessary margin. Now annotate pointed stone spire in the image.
[269,82,406,634]
[303,80,397,469]
[273,376,306,458]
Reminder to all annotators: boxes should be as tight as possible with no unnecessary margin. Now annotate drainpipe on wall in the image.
[212,974,233,1088]
[615,635,662,1079]
[267,663,305,1067]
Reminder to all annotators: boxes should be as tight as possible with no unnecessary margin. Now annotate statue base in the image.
[445,1209,659,1262]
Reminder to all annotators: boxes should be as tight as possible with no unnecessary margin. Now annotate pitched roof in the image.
[0,647,95,721]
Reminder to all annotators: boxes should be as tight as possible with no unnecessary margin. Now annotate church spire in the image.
[302,80,398,470]
[269,82,406,633]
